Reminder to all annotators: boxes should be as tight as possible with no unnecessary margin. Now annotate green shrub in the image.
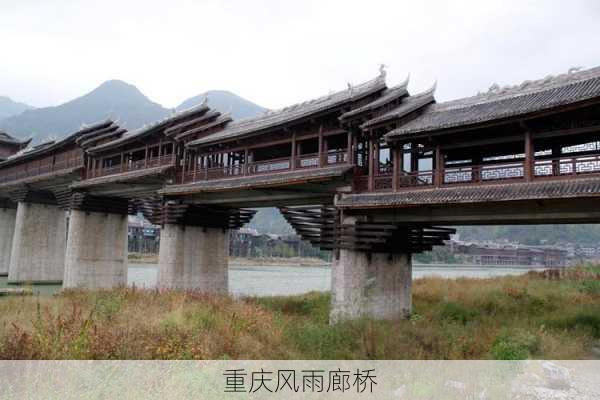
[549,311,600,338]
[580,280,600,296]
[490,331,539,360]
[438,302,479,325]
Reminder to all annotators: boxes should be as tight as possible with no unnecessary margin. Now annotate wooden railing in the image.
[88,154,175,178]
[186,150,350,183]
[0,156,84,184]
[353,154,600,193]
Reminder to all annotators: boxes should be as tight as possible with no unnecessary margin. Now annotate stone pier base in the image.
[330,250,412,323]
[0,208,17,276]
[158,224,229,293]
[8,202,67,283]
[63,210,128,289]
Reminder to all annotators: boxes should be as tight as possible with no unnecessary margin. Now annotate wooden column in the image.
[181,149,187,183]
[524,131,533,181]
[368,138,375,192]
[193,153,198,182]
[120,152,125,172]
[434,145,444,187]
[392,146,401,191]
[551,143,561,177]
[244,148,249,175]
[318,124,324,167]
[144,145,149,168]
[410,144,419,173]
[347,131,353,164]
[291,134,297,170]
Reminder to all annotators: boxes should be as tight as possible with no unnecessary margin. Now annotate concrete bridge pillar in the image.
[0,206,17,276]
[330,249,412,323]
[158,224,229,293]
[63,209,128,289]
[8,202,67,284]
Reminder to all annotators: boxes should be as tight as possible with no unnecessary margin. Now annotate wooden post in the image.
[244,148,249,175]
[291,134,297,170]
[144,145,149,168]
[318,124,324,167]
[182,149,187,183]
[192,153,198,182]
[120,152,125,172]
[392,146,401,191]
[551,143,561,177]
[347,130,353,164]
[368,138,375,192]
[524,131,533,181]
[435,145,444,187]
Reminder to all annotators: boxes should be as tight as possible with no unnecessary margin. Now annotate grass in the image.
[0,267,598,359]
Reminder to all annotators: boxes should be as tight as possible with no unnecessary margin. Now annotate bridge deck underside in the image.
[71,165,174,199]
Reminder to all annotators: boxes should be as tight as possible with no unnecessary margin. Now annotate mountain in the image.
[0,80,170,142]
[177,90,266,120]
[0,96,33,121]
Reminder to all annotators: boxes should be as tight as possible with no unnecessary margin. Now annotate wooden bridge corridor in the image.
[1,65,600,321]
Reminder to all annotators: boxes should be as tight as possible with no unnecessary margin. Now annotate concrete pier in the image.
[63,210,128,289]
[8,202,67,283]
[0,208,17,276]
[158,224,229,293]
[330,250,412,323]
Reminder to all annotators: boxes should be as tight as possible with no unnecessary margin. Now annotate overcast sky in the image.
[1,0,599,110]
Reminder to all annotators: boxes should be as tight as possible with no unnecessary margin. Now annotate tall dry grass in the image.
[0,267,598,359]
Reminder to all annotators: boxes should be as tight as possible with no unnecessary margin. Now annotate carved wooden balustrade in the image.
[87,154,175,179]
[0,155,84,184]
[353,153,600,193]
[181,149,349,184]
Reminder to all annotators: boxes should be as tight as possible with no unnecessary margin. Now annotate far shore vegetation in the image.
[0,265,598,360]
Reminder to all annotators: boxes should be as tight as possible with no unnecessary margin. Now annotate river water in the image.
[0,263,548,297]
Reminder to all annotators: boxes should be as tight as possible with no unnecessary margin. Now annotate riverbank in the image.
[128,254,330,267]
[0,266,598,359]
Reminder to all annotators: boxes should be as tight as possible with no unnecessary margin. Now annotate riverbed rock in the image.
[542,362,571,389]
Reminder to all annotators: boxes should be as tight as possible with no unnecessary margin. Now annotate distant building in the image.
[447,240,567,267]
[128,215,160,254]
[0,131,30,162]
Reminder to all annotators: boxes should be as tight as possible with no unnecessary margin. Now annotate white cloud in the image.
[0,0,598,109]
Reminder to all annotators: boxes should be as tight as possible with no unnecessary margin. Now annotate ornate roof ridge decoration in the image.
[187,74,387,147]
[339,75,410,121]
[87,103,213,154]
[388,65,600,137]
[363,83,436,130]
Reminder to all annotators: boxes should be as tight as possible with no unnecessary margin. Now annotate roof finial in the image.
[568,66,582,74]
[488,83,501,93]
[201,96,209,106]
[379,64,387,79]
[347,82,354,96]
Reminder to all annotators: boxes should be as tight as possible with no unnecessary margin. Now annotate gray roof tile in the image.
[339,77,409,121]
[187,76,387,147]
[337,176,600,208]
[387,66,600,138]
[363,85,436,129]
